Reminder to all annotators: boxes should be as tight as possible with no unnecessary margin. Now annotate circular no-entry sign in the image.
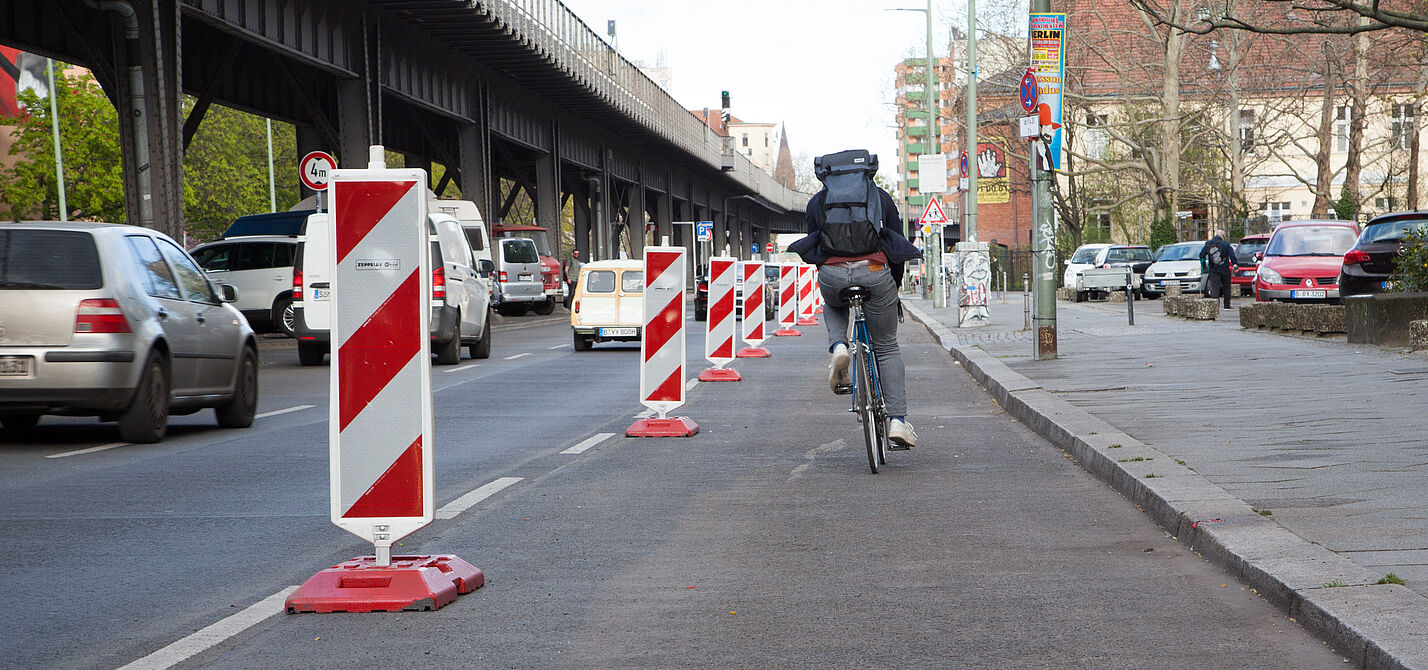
[1019,69,1039,115]
[300,151,338,191]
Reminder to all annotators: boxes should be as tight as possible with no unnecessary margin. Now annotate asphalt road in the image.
[0,310,1345,669]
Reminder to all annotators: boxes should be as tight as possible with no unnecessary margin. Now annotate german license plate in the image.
[0,356,32,377]
[519,273,534,282]
[599,327,636,337]
[1291,289,1327,299]
[313,288,331,301]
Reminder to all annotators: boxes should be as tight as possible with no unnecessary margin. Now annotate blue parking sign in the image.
[696,221,713,242]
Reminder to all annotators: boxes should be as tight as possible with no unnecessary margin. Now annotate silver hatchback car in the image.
[0,222,258,443]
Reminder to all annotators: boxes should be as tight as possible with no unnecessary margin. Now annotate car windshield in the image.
[499,231,550,256]
[0,230,103,290]
[502,240,539,264]
[1069,247,1101,264]
[1106,247,1152,263]
[1265,226,1358,256]
[1235,240,1266,264]
[1360,219,1428,244]
[1157,244,1202,261]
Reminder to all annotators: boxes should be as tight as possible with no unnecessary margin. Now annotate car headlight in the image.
[1257,266,1283,284]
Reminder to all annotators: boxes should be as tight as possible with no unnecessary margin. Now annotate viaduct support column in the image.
[336,12,381,168]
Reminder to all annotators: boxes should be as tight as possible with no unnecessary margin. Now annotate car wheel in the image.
[215,347,258,428]
[436,319,462,365]
[118,353,169,444]
[573,333,593,351]
[297,341,327,366]
[533,298,556,315]
[273,295,296,338]
[0,414,40,431]
[469,310,492,359]
[1075,291,1087,303]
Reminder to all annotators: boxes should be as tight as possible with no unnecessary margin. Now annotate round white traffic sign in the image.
[300,151,337,191]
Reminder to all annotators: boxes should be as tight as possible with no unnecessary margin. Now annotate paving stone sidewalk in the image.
[903,291,1428,668]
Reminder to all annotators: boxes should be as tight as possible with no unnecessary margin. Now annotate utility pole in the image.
[889,3,941,306]
[955,0,990,326]
[1030,0,1059,358]
[46,59,68,221]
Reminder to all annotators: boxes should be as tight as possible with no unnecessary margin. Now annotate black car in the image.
[1339,211,1428,296]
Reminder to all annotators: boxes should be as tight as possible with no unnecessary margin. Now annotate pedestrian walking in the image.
[1200,230,1236,309]
[563,248,584,308]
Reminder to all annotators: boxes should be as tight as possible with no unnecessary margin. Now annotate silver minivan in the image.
[493,237,545,316]
[0,222,257,442]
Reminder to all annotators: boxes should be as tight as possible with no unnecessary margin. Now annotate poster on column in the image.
[1030,13,1066,171]
[975,141,1010,204]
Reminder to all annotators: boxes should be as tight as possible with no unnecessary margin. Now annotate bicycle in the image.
[833,285,891,474]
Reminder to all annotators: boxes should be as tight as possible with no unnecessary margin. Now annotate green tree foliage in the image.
[0,66,299,242]
[1391,227,1428,293]
[1149,214,1178,251]
[1332,185,1357,222]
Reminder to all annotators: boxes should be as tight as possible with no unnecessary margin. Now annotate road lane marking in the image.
[254,404,314,419]
[443,363,481,373]
[685,378,699,391]
[560,432,616,455]
[116,586,298,670]
[435,477,523,520]
[504,352,532,360]
[547,344,568,350]
[46,443,128,459]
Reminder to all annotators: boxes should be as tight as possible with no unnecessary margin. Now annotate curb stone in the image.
[904,302,1428,670]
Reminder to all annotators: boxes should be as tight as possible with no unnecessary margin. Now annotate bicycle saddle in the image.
[839,285,871,302]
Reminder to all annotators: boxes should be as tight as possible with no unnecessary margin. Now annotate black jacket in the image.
[788,187,922,282]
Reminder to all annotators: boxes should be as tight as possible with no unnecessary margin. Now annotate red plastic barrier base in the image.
[736,347,771,358]
[773,328,801,336]
[797,317,818,326]
[285,554,484,614]
[815,306,824,313]
[626,416,699,437]
[698,367,742,382]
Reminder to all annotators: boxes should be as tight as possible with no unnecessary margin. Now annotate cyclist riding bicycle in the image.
[788,149,923,448]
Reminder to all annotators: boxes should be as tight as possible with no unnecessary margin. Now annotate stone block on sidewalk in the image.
[1410,319,1428,350]
[1056,287,1077,301]
[1108,290,1127,303]
[1162,295,1182,315]
[1165,284,1183,297]
[1238,303,1262,329]
[1187,298,1220,320]
[1304,304,1346,334]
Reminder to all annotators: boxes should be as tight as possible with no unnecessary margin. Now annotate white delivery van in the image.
[493,237,548,316]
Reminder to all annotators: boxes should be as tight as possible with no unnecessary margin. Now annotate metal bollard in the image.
[1125,267,1135,326]
[1023,273,1031,330]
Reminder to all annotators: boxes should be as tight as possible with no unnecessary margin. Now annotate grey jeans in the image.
[818,263,908,416]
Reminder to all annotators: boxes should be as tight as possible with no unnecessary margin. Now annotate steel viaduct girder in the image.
[0,0,807,262]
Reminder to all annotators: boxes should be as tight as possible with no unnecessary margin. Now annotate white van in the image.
[293,212,493,365]
[570,259,643,351]
[493,237,548,316]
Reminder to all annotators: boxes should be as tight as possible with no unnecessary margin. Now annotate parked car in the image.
[293,212,493,366]
[1253,220,1360,303]
[571,259,644,350]
[1140,241,1208,298]
[493,223,562,311]
[1338,212,1428,297]
[1231,233,1270,296]
[191,224,302,337]
[0,222,257,442]
[492,237,548,316]
[1063,244,1153,301]
[694,265,708,321]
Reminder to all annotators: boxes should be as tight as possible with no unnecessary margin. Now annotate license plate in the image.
[518,274,534,282]
[313,288,331,301]
[1291,289,1327,299]
[599,327,637,337]
[1382,281,1392,290]
[0,356,32,377]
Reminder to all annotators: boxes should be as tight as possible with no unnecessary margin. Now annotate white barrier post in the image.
[814,267,824,313]
[697,256,741,382]
[736,259,770,358]
[287,145,482,614]
[625,245,698,437]
[773,263,800,336]
[797,264,818,326]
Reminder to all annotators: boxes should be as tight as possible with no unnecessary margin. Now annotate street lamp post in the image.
[890,1,942,307]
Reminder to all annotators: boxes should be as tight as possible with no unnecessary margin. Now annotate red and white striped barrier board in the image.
[797,265,817,326]
[737,260,770,358]
[814,268,824,313]
[773,264,800,336]
[626,245,698,437]
[286,146,481,614]
[697,256,741,382]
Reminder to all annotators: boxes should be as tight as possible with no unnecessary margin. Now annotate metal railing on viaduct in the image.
[1,0,811,262]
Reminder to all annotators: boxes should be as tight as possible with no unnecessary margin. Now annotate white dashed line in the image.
[443,363,481,373]
[254,404,314,419]
[685,378,699,391]
[547,344,568,350]
[115,586,297,670]
[435,477,523,520]
[560,432,616,455]
[46,443,128,459]
[504,352,532,360]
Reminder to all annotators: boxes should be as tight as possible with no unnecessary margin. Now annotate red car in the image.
[1231,233,1270,296]
[1253,220,1360,303]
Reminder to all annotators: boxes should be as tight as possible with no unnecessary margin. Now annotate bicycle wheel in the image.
[854,341,878,474]
[867,351,889,465]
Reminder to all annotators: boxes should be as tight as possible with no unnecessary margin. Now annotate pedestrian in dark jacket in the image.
[1199,230,1236,309]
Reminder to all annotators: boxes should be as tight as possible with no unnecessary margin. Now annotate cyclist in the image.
[788,150,923,448]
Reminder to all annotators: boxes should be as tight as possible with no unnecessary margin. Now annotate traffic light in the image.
[720,90,731,126]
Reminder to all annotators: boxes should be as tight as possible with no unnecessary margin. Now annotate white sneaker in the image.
[888,419,918,449]
[828,343,850,392]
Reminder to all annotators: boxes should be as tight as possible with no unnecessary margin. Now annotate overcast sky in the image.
[559,0,967,186]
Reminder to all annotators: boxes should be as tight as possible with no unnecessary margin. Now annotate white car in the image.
[1063,244,1153,301]
[191,234,299,337]
[1141,241,1209,298]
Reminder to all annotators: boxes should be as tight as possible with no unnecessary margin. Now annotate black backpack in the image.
[1206,242,1225,268]
[814,150,883,256]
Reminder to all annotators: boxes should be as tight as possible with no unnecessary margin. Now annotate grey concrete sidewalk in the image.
[903,292,1428,669]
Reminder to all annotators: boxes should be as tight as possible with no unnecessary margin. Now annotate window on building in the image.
[1335,105,1352,153]
[1375,196,1399,211]
[1085,113,1109,160]
[741,133,749,147]
[1239,108,1255,151]
[1097,213,1113,236]
[1391,103,1416,151]
[1261,201,1291,222]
